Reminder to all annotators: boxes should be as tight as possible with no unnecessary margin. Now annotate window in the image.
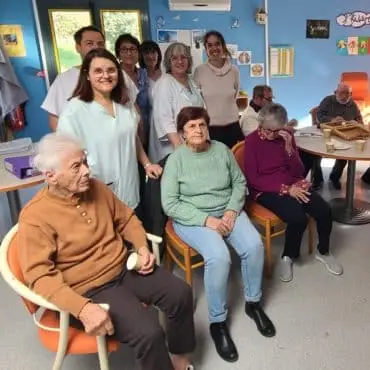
[100,10,142,54]
[49,10,92,72]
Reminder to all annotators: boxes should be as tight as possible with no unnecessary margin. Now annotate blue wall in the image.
[149,0,264,93]
[149,0,370,123]
[0,0,49,141]
[1,0,370,142]
[269,0,370,122]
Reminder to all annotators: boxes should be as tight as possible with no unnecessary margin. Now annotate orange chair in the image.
[164,220,204,287]
[0,225,163,370]
[340,72,370,102]
[340,72,370,124]
[231,141,314,278]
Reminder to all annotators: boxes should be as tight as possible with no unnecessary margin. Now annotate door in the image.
[36,0,150,83]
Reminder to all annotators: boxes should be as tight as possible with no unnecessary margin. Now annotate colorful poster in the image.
[0,24,26,57]
[236,51,251,65]
[358,37,370,55]
[269,45,294,77]
[347,36,359,55]
[250,63,264,78]
[336,38,348,55]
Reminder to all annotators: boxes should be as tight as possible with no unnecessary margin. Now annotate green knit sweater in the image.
[161,141,246,226]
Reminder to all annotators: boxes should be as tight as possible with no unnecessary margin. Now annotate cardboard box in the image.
[4,155,41,179]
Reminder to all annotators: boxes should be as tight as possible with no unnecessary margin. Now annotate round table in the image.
[0,150,44,225]
[295,126,370,225]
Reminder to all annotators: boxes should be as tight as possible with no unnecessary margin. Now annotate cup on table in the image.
[323,128,332,139]
[355,139,366,152]
[325,141,335,153]
[126,252,142,271]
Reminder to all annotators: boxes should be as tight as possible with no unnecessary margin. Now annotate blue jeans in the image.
[173,211,264,323]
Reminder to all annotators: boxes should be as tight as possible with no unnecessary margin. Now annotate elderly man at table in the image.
[17,133,195,370]
[314,83,364,190]
[240,85,298,136]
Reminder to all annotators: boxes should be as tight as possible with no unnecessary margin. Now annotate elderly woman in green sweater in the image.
[161,106,276,364]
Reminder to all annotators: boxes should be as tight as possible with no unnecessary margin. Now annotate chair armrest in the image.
[146,233,163,265]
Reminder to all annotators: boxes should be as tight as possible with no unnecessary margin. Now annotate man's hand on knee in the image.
[78,303,114,336]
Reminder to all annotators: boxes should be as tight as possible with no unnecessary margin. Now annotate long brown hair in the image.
[203,30,231,58]
[72,48,129,104]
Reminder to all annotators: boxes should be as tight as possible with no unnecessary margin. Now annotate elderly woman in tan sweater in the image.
[194,30,244,148]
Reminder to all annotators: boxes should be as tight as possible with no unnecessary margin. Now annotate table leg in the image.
[329,160,370,225]
[6,190,21,225]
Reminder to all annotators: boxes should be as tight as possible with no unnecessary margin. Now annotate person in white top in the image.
[42,26,138,132]
[56,49,162,214]
[240,85,274,135]
[41,26,105,131]
[194,31,243,149]
[149,42,204,163]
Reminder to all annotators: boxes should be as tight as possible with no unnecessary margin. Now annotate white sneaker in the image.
[279,256,293,282]
[315,252,343,275]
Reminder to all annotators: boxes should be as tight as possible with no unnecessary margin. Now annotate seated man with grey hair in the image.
[314,83,364,190]
[244,103,343,283]
[18,133,195,370]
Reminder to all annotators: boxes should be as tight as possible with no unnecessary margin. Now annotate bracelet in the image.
[144,162,151,169]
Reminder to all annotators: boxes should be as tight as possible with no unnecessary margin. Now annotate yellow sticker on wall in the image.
[0,24,26,57]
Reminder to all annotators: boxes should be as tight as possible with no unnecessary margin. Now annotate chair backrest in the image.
[310,106,319,126]
[0,225,39,314]
[231,141,245,174]
[340,72,369,101]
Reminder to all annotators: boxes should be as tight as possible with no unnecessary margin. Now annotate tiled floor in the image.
[1,162,370,370]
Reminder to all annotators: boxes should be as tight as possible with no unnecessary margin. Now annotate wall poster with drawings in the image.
[157,29,204,73]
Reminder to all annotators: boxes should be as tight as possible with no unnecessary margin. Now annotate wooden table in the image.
[295,126,370,225]
[0,149,44,225]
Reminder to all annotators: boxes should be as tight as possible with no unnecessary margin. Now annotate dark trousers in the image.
[84,267,195,370]
[330,159,347,181]
[208,121,245,149]
[258,191,332,259]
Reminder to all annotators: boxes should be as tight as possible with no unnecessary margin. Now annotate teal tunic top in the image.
[57,98,140,209]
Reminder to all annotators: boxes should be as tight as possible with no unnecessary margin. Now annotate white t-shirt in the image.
[41,67,80,117]
[41,67,139,117]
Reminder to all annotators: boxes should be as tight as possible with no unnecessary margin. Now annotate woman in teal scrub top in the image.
[57,48,162,211]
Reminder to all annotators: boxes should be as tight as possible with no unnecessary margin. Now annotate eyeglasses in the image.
[120,47,138,54]
[171,55,188,62]
[91,67,118,77]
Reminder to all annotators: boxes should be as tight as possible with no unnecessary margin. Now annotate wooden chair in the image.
[164,220,204,287]
[231,141,314,278]
[0,224,163,370]
[310,106,319,126]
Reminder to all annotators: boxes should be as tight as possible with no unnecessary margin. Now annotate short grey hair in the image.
[257,103,288,127]
[163,42,193,74]
[336,83,352,93]
[32,133,83,172]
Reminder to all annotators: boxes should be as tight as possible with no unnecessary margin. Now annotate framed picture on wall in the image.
[306,20,330,39]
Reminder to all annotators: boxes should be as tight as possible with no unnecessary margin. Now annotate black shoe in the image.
[245,302,276,337]
[329,177,342,190]
[209,322,238,362]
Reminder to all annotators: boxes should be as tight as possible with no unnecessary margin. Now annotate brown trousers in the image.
[83,266,195,370]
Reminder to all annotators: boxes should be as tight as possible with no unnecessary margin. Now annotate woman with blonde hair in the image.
[149,42,204,163]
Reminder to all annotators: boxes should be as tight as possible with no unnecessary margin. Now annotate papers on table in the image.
[0,137,33,155]
[330,139,351,150]
[295,131,323,138]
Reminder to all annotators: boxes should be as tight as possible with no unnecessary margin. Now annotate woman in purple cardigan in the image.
[244,103,343,282]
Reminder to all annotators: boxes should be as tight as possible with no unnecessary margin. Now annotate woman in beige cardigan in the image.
[194,30,244,148]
